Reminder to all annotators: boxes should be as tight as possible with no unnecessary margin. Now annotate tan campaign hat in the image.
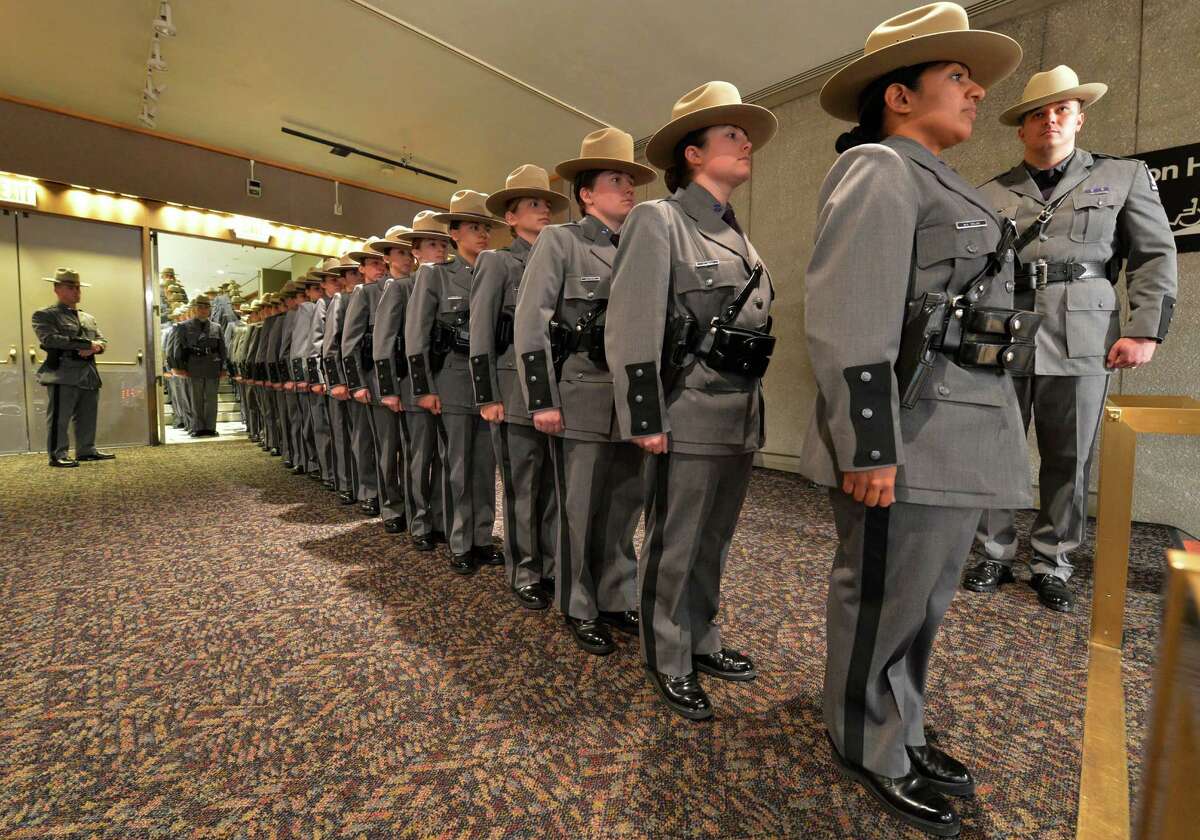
[327,255,362,274]
[556,127,657,186]
[820,2,1022,122]
[370,225,415,255]
[999,64,1107,126]
[644,81,778,170]
[485,165,569,216]
[432,190,497,226]
[192,294,212,306]
[160,267,177,279]
[42,267,91,287]
[346,237,389,263]
[396,211,453,245]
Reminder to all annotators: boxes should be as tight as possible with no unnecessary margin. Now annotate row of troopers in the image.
[222,4,1175,832]
[797,3,1178,837]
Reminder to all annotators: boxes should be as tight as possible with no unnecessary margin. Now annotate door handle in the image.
[29,346,37,365]
[137,350,144,364]
[6,346,14,364]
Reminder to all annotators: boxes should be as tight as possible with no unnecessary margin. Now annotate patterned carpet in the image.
[0,442,1169,839]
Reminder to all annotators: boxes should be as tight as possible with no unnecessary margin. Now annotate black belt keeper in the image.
[1017,259,1109,290]
[703,326,776,378]
[965,307,1042,341]
[957,340,1036,373]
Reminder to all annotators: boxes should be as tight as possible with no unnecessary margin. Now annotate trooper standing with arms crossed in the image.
[962,65,1178,612]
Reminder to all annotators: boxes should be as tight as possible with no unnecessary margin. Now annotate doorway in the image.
[0,209,150,456]
[152,232,320,444]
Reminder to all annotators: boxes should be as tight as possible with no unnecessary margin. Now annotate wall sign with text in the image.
[1131,142,1200,254]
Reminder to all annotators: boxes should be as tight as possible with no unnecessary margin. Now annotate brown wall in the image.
[0,98,433,239]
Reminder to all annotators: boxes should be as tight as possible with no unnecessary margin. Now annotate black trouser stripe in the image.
[398,413,413,509]
[47,384,60,456]
[843,504,891,768]
[436,417,452,544]
[639,453,670,672]
[496,424,519,587]
[552,436,571,614]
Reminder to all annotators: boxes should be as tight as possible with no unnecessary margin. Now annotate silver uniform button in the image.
[704,278,713,287]
[1039,234,1049,242]
[1006,281,1015,293]
[635,395,643,403]
[861,408,873,419]
[938,384,950,396]
[530,375,537,382]
[860,371,872,383]
[869,450,881,461]
[1012,317,1022,330]
[966,243,978,254]
[587,292,595,299]
[527,354,535,361]
[640,421,648,429]
[635,368,644,377]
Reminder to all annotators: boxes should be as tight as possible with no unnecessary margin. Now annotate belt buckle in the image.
[1034,259,1049,291]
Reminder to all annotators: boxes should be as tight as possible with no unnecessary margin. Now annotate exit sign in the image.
[0,174,37,207]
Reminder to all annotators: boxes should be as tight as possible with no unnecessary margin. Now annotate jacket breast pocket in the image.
[673,259,740,297]
[1068,192,1117,244]
[563,274,609,304]
[915,223,991,269]
[1065,280,1119,358]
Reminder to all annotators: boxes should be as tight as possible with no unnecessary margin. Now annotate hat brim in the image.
[485,187,570,217]
[430,211,498,226]
[42,277,91,287]
[645,103,779,169]
[368,238,414,255]
[395,229,454,245]
[819,30,1023,122]
[347,248,386,263]
[555,157,658,186]
[998,82,1108,125]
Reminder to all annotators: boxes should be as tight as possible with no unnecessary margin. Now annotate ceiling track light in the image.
[280,126,457,185]
[138,104,158,129]
[154,2,177,37]
[148,34,167,72]
[143,76,167,103]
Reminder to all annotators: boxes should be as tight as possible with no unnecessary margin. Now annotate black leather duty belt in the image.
[1017,259,1108,291]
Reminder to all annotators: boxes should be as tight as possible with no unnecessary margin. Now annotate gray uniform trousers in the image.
[188,376,219,432]
[437,412,495,556]
[493,422,556,590]
[373,404,406,522]
[287,391,306,465]
[273,390,290,461]
[329,396,355,493]
[348,400,379,502]
[406,410,447,539]
[46,383,100,459]
[824,492,979,778]
[173,376,194,431]
[308,392,334,482]
[551,437,641,620]
[639,451,754,678]
[977,372,1111,581]
[168,377,188,428]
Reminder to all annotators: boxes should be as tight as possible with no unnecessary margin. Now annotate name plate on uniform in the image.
[694,260,720,269]
[580,276,601,282]
[955,219,987,230]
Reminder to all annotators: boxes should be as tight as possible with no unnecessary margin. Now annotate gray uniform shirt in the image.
[515,214,620,442]
[373,274,420,410]
[341,280,386,401]
[287,302,314,383]
[798,135,1032,509]
[980,148,1178,375]
[605,182,773,456]
[320,292,346,386]
[469,236,533,425]
[306,297,327,384]
[405,257,477,415]
[31,303,106,388]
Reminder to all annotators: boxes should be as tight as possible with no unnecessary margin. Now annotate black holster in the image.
[495,310,515,356]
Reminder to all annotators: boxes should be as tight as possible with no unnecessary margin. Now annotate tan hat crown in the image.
[864,2,969,56]
[485,165,568,216]
[999,64,1107,125]
[411,210,448,234]
[644,81,778,169]
[43,267,89,286]
[556,127,657,186]
[445,190,494,220]
[384,224,413,240]
[580,127,635,161]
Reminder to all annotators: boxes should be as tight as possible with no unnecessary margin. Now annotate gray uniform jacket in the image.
[798,135,1032,509]
[161,323,176,374]
[405,257,477,415]
[605,182,773,456]
[306,297,327,384]
[264,312,286,382]
[169,317,226,378]
[278,309,296,382]
[515,215,620,442]
[469,237,533,425]
[32,303,106,388]
[320,292,348,387]
[288,302,315,383]
[341,281,385,401]
[373,275,419,409]
[980,149,1178,375]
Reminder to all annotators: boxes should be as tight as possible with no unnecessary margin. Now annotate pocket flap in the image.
[439,295,465,314]
[915,224,989,268]
[563,275,608,301]
[1066,282,1118,311]
[919,358,1006,407]
[673,259,740,293]
[1073,192,1112,210]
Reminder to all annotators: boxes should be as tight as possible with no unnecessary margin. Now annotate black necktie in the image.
[610,233,620,248]
[722,206,744,236]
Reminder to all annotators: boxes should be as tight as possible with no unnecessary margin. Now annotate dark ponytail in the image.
[664,127,712,193]
[834,61,939,153]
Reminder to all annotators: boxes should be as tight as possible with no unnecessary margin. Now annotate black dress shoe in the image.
[431,530,448,544]
[693,648,757,682]
[598,609,640,635]
[290,465,306,476]
[321,480,336,491]
[337,491,356,505]
[383,517,406,534]
[282,460,295,469]
[307,470,323,481]
[270,447,281,456]
[907,744,975,797]
[645,668,712,721]
[473,544,504,566]
[1030,573,1073,612]
[512,584,549,611]
[566,617,614,655]
[76,451,117,461]
[412,534,436,551]
[360,499,380,517]
[540,577,555,597]
[962,559,1015,593]
[827,733,960,837]
[449,552,477,576]
[188,431,200,438]
[48,457,79,468]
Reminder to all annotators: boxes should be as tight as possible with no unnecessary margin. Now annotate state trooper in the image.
[305,259,341,492]
[515,132,656,650]
[471,165,564,613]
[280,281,310,473]
[802,5,1033,835]
[254,294,284,456]
[963,65,1179,612]
[380,213,453,551]
[606,84,776,718]
[322,256,362,504]
[407,190,502,575]
[287,274,322,479]
[226,302,252,438]
[341,239,389,517]
[168,294,227,437]
[31,268,116,466]
[232,303,262,442]
[162,306,191,432]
